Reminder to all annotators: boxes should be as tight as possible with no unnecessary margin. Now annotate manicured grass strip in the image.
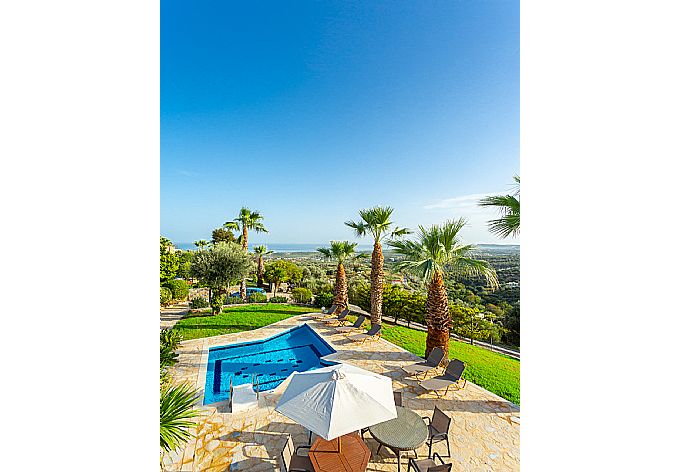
[173,304,308,341]
[380,322,520,405]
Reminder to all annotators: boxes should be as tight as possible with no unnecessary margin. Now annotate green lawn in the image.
[173,304,519,405]
[380,322,520,405]
[173,303,308,340]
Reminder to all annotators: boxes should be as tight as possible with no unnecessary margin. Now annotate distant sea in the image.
[174,242,519,253]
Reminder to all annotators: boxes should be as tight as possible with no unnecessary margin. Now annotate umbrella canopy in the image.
[275,362,398,441]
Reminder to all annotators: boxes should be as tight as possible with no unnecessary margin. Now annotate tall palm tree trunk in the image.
[334,262,348,313]
[425,270,451,358]
[256,256,264,287]
[240,225,249,300]
[370,241,384,325]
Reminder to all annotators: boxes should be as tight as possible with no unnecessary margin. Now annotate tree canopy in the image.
[160,236,179,283]
[263,260,303,288]
[211,227,237,245]
[190,242,253,293]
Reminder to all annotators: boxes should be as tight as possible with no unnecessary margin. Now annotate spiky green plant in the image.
[479,175,520,238]
[160,383,200,453]
[160,329,182,368]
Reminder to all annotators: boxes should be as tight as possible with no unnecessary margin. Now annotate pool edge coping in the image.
[188,313,338,407]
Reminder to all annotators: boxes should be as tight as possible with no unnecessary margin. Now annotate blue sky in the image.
[161,1,519,246]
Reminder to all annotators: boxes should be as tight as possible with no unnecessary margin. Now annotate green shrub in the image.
[190,296,209,309]
[160,287,172,305]
[314,292,334,308]
[211,295,224,315]
[224,296,244,305]
[165,279,189,301]
[249,292,268,303]
[269,296,288,303]
[349,282,427,326]
[160,329,182,368]
[292,287,313,304]
[160,329,183,351]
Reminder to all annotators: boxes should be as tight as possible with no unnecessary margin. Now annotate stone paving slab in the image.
[163,313,519,471]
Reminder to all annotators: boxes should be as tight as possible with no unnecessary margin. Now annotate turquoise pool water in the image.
[203,324,336,405]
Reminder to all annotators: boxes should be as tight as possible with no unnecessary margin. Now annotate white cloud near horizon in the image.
[414,191,519,244]
[423,192,501,210]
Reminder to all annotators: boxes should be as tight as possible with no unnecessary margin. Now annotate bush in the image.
[164,279,189,301]
[292,287,313,304]
[349,282,427,326]
[211,295,224,315]
[249,292,268,303]
[190,296,209,309]
[224,296,244,305]
[269,296,288,303]
[314,291,334,308]
[383,285,426,325]
[160,287,172,305]
[160,329,182,368]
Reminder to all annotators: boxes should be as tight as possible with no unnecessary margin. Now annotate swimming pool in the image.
[203,323,336,405]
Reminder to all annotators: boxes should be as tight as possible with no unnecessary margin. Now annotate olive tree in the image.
[191,242,254,313]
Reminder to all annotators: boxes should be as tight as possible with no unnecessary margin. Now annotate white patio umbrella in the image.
[275,362,398,441]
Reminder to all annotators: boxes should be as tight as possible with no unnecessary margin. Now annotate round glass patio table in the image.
[368,406,427,472]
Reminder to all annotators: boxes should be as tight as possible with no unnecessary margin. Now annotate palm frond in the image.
[346,206,403,242]
[487,214,520,238]
[252,222,268,233]
[316,247,332,259]
[359,206,394,226]
[390,226,411,238]
[388,219,499,290]
[478,195,519,214]
[452,257,499,290]
[160,383,200,453]
[223,221,240,231]
[478,187,520,239]
[344,220,367,237]
[320,241,358,263]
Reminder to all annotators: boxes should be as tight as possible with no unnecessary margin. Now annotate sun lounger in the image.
[309,305,336,320]
[347,324,381,343]
[419,360,467,397]
[402,347,446,379]
[323,308,350,325]
[334,314,366,334]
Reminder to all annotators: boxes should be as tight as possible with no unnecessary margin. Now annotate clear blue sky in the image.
[161,1,519,246]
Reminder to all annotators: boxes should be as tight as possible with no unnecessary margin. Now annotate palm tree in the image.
[193,240,208,251]
[316,241,358,313]
[253,245,273,287]
[345,206,409,325]
[388,219,498,358]
[227,207,268,300]
[478,175,520,238]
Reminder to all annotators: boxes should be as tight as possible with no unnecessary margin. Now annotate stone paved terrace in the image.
[163,312,520,471]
